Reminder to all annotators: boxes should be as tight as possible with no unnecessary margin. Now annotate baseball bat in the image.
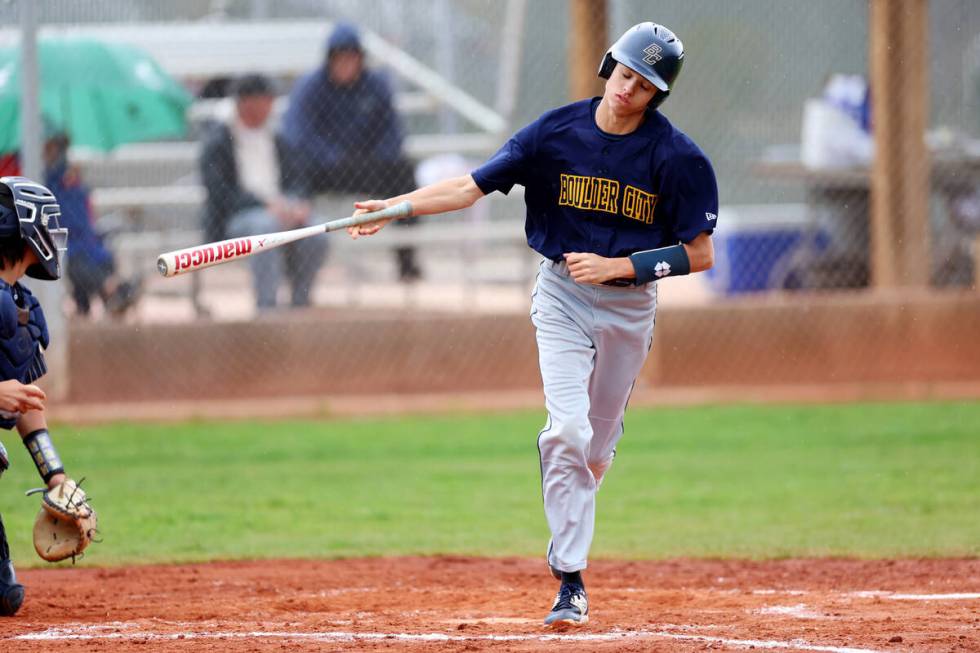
[156,201,413,277]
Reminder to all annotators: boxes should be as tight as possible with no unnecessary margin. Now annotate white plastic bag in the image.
[800,98,873,169]
[801,74,873,169]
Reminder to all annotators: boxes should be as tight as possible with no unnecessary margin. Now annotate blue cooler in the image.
[707,205,826,294]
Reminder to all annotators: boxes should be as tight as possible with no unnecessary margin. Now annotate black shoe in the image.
[105,277,143,316]
[395,248,422,282]
[0,559,24,616]
[398,263,422,282]
[543,582,588,628]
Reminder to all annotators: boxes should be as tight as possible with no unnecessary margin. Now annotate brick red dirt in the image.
[0,557,977,652]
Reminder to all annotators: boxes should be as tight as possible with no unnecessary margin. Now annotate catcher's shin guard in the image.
[0,515,25,616]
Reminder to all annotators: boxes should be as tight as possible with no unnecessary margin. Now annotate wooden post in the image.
[569,0,608,101]
[869,0,930,288]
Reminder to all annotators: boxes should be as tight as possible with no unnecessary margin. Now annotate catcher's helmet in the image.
[598,22,684,110]
[0,177,68,281]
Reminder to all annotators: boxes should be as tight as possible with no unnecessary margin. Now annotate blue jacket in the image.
[44,160,113,267]
[281,68,405,167]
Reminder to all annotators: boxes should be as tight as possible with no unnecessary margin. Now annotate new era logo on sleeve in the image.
[654,261,671,278]
[705,212,717,221]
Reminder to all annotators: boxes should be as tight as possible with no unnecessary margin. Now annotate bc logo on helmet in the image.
[642,43,663,65]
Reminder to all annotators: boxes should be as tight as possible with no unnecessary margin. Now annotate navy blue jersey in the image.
[471,98,718,260]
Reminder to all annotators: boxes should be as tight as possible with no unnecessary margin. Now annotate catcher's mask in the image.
[598,22,685,110]
[0,176,68,281]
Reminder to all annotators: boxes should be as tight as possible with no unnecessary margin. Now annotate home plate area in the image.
[1,557,976,652]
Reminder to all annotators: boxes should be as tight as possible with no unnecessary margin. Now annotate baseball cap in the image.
[233,73,276,98]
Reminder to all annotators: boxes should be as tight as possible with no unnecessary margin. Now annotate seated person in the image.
[42,130,141,317]
[199,73,327,311]
[282,22,421,281]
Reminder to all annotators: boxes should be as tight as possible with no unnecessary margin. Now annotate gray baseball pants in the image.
[531,259,657,573]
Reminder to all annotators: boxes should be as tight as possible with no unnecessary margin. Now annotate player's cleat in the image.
[543,582,588,628]
[0,559,24,616]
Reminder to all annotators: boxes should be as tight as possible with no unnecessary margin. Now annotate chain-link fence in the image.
[0,0,977,404]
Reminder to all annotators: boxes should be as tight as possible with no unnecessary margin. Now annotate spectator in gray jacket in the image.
[200,74,327,310]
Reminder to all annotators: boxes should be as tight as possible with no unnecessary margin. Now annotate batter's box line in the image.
[845,591,980,601]
[11,623,887,653]
[618,588,980,600]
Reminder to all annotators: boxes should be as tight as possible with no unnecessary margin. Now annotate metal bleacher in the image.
[16,20,529,316]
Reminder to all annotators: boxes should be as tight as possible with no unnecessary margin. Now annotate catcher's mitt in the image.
[27,479,98,563]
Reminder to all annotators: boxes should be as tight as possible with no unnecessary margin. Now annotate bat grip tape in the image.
[23,429,64,483]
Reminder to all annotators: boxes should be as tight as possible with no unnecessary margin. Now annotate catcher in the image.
[0,176,97,617]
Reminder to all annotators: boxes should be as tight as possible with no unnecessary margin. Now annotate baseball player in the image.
[0,176,91,616]
[348,23,716,627]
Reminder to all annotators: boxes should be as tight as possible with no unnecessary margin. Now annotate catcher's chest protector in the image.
[0,282,48,428]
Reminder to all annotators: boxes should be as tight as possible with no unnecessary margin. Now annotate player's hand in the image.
[564,252,632,285]
[268,198,297,227]
[348,200,395,239]
[47,471,67,490]
[0,380,45,414]
[289,200,313,225]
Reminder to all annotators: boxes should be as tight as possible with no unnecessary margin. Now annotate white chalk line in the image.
[748,589,979,601]
[621,588,979,601]
[847,591,980,601]
[10,622,885,653]
[750,591,980,621]
[756,604,826,619]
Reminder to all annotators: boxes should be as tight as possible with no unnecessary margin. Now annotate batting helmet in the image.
[0,177,68,281]
[598,22,684,110]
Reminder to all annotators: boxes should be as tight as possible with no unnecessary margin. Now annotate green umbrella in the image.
[0,37,192,152]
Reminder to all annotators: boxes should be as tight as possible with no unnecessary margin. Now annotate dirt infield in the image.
[1,557,977,652]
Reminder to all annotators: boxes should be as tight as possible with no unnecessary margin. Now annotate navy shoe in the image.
[543,582,588,628]
[0,559,24,616]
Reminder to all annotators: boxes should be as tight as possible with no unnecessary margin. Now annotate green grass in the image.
[1,401,977,566]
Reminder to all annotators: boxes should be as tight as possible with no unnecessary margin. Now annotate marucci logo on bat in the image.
[173,239,253,272]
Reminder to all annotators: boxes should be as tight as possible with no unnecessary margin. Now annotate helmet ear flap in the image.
[597,52,617,79]
[649,89,670,110]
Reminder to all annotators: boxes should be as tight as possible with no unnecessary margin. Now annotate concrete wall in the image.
[67,291,980,404]
[644,290,980,387]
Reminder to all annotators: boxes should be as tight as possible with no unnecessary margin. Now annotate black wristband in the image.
[23,429,64,483]
[629,244,691,284]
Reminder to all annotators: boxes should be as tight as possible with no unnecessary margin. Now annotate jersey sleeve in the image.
[470,122,537,195]
[667,152,719,243]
